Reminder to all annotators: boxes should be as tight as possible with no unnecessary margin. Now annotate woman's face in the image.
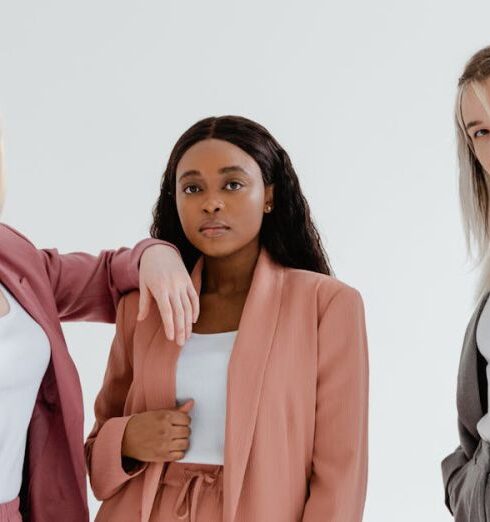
[175,138,274,258]
[461,78,490,173]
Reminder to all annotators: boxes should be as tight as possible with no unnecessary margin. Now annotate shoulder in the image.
[116,290,163,342]
[117,290,140,318]
[120,289,140,308]
[116,290,141,339]
[465,292,490,347]
[0,224,46,278]
[282,266,363,313]
[0,223,36,248]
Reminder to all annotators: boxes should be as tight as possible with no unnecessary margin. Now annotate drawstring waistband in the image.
[160,464,223,522]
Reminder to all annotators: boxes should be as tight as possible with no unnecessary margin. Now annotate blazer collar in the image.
[458,291,490,436]
[141,246,285,522]
[0,268,44,329]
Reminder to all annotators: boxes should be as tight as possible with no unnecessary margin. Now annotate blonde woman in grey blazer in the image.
[442,46,490,521]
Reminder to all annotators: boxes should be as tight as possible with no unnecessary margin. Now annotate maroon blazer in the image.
[0,223,174,522]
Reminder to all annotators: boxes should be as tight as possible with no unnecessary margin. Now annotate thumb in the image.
[137,284,151,321]
[177,399,194,412]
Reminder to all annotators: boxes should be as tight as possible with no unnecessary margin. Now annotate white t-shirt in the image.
[0,282,51,503]
[175,329,237,465]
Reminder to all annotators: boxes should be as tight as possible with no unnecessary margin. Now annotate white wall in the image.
[1,1,489,520]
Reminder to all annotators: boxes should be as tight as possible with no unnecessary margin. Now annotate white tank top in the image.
[175,329,237,465]
[0,282,51,503]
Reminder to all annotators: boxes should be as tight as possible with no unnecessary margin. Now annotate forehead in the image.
[461,78,490,124]
[176,138,260,174]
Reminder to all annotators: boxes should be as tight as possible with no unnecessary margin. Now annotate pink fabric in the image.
[0,498,21,522]
[155,462,223,522]
[0,223,176,522]
[86,247,369,522]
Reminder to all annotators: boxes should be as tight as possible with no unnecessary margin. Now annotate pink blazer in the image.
[0,223,172,522]
[86,247,369,522]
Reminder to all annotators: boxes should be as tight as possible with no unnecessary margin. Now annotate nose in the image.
[202,198,224,213]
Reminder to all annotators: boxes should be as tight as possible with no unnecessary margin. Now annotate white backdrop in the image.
[1,1,488,520]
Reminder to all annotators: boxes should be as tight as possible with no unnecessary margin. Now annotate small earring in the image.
[264,204,272,213]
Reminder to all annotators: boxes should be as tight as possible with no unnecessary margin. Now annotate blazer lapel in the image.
[0,269,88,490]
[0,270,52,337]
[140,247,284,522]
[140,317,183,521]
[458,292,490,436]
[222,249,284,522]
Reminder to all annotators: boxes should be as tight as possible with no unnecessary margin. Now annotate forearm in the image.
[39,238,178,322]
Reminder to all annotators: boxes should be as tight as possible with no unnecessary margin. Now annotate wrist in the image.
[139,242,181,270]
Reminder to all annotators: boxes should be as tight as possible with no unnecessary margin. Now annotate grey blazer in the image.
[442,291,490,520]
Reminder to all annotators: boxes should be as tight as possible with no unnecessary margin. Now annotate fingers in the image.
[170,438,190,451]
[177,399,194,412]
[153,285,195,346]
[156,291,175,341]
[171,425,191,440]
[167,450,186,461]
[180,288,193,340]
[158,287,197,345]
[171,410,193,426]
[187,284,200,324]
[139,245,200,343]
[168,292,185,346]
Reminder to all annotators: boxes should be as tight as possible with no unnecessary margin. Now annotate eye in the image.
[474,128,490,138]
[183,185,201,194]
[225,181,243,191]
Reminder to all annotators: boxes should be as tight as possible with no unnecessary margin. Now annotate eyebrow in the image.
[178,165,251,181]
[465,120,484,130]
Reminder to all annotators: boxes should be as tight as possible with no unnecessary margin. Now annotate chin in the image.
[199,245,235,258]
[192,239,241,258]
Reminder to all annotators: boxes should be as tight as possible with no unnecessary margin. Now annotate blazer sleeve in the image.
[302,285,369,522]
[37,237,179,322]
[85,293,149,501]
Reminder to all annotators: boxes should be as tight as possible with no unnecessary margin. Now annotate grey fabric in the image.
[442,292,490,520]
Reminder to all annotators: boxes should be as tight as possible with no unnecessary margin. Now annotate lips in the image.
[199,222,230,232]
[200,226,229,231]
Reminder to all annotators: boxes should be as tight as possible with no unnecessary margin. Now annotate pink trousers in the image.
[0,498,21,522]
[150,462,223,522]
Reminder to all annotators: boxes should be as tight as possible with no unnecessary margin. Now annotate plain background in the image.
[1,1,489,520]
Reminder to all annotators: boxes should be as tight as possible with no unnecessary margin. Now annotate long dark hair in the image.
[150,115,333,275]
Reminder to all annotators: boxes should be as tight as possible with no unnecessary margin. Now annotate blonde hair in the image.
[456,46,490,300]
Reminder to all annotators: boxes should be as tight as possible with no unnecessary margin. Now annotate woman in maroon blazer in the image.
[0,138,199,521]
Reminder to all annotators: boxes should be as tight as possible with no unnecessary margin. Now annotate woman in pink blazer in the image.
[0,137,199,522]
[86,115,369,522]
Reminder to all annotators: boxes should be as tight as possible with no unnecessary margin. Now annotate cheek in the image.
[175,196,196,232]
[474,141,490,173]
[233,189,265,224]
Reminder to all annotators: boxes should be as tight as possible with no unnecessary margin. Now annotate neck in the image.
[202,240,260,295]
